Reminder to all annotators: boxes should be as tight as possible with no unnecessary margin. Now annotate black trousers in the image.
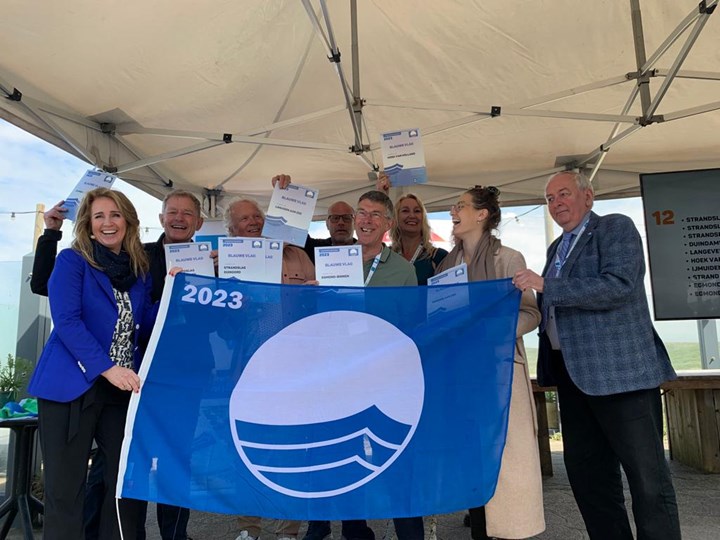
[137,501,190,540]
[86,453,190,540]
[551,350,681,540]
[38,382,144,540]
[468,506,488,540]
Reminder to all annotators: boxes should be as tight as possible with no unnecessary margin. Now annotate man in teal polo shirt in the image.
[306,190,421,540]
[356,190,417,287]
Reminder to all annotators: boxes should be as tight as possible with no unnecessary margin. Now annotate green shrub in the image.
[0,353,32,395]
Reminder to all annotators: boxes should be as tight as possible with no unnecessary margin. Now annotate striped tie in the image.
[549,233,575,278]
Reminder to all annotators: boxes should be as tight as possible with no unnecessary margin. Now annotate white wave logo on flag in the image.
[229,311,424,498]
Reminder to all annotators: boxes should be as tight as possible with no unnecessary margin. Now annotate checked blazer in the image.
[537,211,676,396]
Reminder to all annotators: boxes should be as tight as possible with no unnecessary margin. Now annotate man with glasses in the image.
[354,191,417,287]
[305,191,420,540]
[304,201,357,263]
[513,171,680,540]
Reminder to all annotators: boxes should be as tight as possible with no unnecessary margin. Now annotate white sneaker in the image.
[235,531,257,540]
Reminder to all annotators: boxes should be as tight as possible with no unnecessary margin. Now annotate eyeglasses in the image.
[451,202,469,213]
[327,214,354,224]
[356,209,387,221]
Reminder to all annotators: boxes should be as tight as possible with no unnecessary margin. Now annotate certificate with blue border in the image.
[263,183,318,246]
[315,245,364,286]
[64,169,117,221]
[380,129,427,187]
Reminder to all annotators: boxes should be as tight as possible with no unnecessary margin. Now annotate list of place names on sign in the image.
[641,168,720,320]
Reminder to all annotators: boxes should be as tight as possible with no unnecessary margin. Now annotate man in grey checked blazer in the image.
[514,171,680,540]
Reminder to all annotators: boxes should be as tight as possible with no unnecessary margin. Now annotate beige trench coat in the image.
[484,246,545,539]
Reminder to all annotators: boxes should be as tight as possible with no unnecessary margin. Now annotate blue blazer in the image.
[28,248,156,402]
[537,211,676,396]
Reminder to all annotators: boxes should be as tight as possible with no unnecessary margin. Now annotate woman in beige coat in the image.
[435,186,545,540]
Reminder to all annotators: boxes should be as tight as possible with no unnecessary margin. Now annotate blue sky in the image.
[0,118,700,357]
[0,119,165,357]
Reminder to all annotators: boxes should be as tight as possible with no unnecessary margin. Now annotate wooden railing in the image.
[531,370,720,476]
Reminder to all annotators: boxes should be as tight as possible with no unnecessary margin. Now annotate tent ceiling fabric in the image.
[1,0,719,215]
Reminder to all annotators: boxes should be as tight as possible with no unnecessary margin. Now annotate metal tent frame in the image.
[0,0,718,215]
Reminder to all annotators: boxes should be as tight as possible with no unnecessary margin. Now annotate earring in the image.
[90,234,96,239]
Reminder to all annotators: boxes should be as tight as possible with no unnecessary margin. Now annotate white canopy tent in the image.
[1,0,719,216]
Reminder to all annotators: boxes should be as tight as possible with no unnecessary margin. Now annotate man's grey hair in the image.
[162,189,202,216]
[223,197,264,233]
[358,190,394,219]
[547,170,594,193]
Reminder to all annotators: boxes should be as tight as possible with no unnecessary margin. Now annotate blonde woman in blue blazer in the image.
[29,188,157,540]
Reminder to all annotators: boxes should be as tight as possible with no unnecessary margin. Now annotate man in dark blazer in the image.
[513,171,680,540]
[31,190,204,540]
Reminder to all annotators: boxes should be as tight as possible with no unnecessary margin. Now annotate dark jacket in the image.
[538,211,676,395]
[302,234,332,264]
[30,229,62,296]
[31,230,167,302]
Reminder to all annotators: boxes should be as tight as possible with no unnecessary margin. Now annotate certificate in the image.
[193,219,227,250]
[264,240,284,284]
[315,245,364,287]
[428,263,468,286]
[380,128,427,187]
[64,169,117,221]
[164,242,214,277]
[427,263,469,317]
[262,183,318,247]
[219,237,282,283]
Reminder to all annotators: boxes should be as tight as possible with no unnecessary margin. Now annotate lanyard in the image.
[554,220,588,273]
[409,244,424,264]
[364,251,383,286]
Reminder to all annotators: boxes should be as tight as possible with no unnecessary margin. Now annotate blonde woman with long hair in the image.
[377,175,448,284]
[29,188,156,540]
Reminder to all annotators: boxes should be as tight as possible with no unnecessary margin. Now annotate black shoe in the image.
[304,521,332,540]
[463,513,471,527]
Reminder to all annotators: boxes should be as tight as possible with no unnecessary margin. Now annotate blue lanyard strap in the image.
[364,251,383,286]
[554,220,588,272]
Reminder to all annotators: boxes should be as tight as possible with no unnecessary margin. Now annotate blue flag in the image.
[118,274,520,519]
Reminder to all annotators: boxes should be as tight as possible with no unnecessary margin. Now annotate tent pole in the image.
[350,0,372,165]
[584,85,640,183]
[0,82,96,165]
[645,13,714,119]
[656,68,720,81]
[320,0,364,151]
[10,87,175,188]
[114,141,225,174]
[663,99,720,121]
[585,0,716,180]
[350,0,361,102]
[640,1,717,75]
[117,106,347,140]
[630,0,652,116]
[302,0,364,153]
